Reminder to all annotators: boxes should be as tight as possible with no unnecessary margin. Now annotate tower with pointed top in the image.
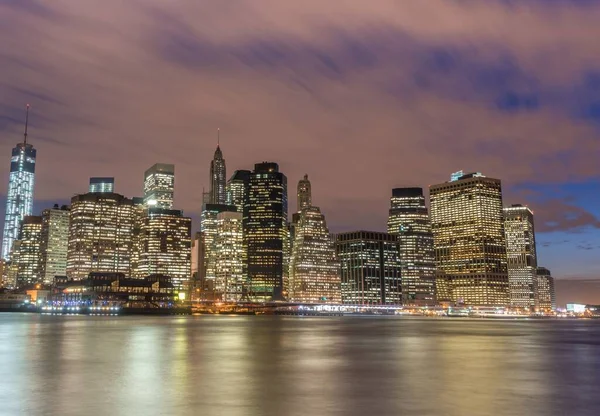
[297,174,311,212]
[209,130,227,204]
[2,105,37,260]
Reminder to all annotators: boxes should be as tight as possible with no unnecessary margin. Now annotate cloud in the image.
[534,199,600,233]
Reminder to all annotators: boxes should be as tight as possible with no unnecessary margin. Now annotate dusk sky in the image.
[1,0,599,305]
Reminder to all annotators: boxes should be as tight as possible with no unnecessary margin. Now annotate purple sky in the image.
[1,1,599,305]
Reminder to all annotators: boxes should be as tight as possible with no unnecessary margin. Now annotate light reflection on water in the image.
[1,315,599,416]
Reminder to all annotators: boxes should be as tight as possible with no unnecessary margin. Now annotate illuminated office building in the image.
[214,211,244,301]
[209,141,227,204]
[430,172,509,306]
[504,204,537,309]
[226,170,250,213]
[290,206,340,303]
[297,174,312,212]
[89,177,114,193]
[244,162,288,301]
[2,105,36,260]
[39,205,70,285]
[200,203,237,282]
[387,187,436,306]
[129,197,146,277]
[143,163,175,209]
[135,207,191,291]
[14,215,43,288]
[336,231,401,305]
[536,267,556,311]
[67,193,134,280]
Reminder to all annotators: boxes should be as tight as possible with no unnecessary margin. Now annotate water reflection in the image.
[0,315,599,416]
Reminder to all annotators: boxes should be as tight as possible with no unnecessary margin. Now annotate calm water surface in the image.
[1,314,599,416]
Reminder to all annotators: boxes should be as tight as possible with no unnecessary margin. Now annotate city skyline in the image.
[1,1,599,304]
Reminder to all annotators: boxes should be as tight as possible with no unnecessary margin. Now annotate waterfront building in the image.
[15,215,43,288]
[143,163,175,209]
[504,205,538,309]
[39,205,70,285]
[209,138,227,204]
[66,192,134,280]
[387,187,436,306]
[134,207,191,292]
[200,203,237,283]
[336,231,401,305]
[226,170,250,213]
[430,172,509,306]
[214,211,244,300]
[2,105,36,260]
[89,177,115,193]
[244,162,288,301]
[536,267,556,311]
[290,206,340,303]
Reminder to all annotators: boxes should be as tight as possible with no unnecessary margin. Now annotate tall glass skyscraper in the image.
[387,188,436,306]
[209,141,226,204]
[14,215,43,288]
[2,105,36,260]
[144,163,175,209]
[244,162,288,301]
[226,170,250,212]
[504,204,537,309]
[40,205,70,285]
[430,172,509,306]
[214,211,244,301]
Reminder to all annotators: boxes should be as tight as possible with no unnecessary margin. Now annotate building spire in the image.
[23,104,30,145]
[217,128,220,147]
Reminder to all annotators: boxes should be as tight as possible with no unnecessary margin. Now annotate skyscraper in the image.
[144,163,175,209]
[244,162,288,301]
[2,105,36,260]
[387,188,436,306]
[336,231,401,305]
[430,172,509,306]
[214,211,244,301]
[134,207,191,291]
[209,135,226,204]
[226,170,250,213]
[536,267,556,311]
[89,177,115,193]
[200,203,237,283]
[39,205,70,285]
[504,204,537,309]
[67,192,134,280]
[14,215,43,288]
[290,206,340,303]
[297,174,311,212]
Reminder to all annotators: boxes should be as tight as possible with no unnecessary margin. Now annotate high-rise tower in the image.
[209,130,226,204]
[430,172,509,306]
[504,204,537,309]
[226,170,250,213]
[244,162,288,301]
[2,105,37,260]
[89,177,115,193]
[297,174,311,212]
[387,188,436,306]
[144,163,175,209]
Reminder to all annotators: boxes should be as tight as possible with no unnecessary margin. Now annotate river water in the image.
[0,314,599,416]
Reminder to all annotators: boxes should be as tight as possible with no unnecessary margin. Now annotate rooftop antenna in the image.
[217,128,220,147]
[23,104,30,145]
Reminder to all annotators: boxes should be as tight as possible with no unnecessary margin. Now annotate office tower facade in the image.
[387,187,436,306]
[430,172,509,306]
[14,215,43,288]
[504,205,538,309]
[209,143,226,204]
[66,193,134,280]
[89,177,115,193]
[297,174,312,212]
[536,267,556,311]
[290,206,340,303]
[226,170,251,213]
[144,163,175,209]
[134,207,191,291]
[39,205,70,284]
[200,203,237,283]
[336,231,401,305]
[214,211,244,301]
[2,105,36,260]
[244,162,288,301]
